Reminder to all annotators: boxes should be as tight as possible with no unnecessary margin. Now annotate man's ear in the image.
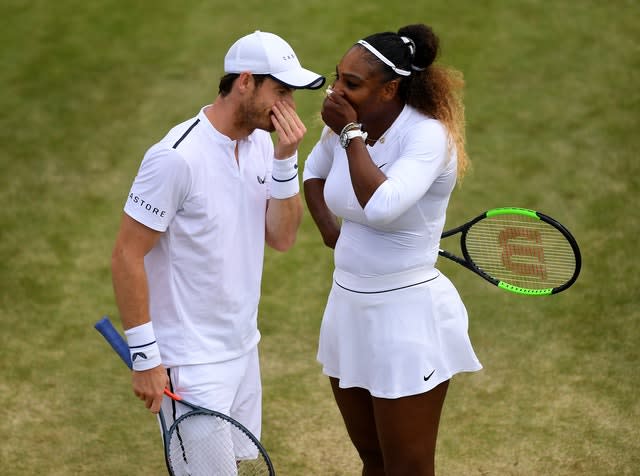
[235,72,254,94]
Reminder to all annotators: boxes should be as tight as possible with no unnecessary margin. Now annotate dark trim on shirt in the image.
[173,118,201,149]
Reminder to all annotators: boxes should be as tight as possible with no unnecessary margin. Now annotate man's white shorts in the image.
[160,346,262,439]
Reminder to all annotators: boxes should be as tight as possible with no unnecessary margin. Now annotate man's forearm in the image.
[265,194,303,252]
[111,246,152,330]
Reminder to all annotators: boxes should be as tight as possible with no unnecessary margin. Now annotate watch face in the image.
[339,131,349,148]
[339,123,362,149]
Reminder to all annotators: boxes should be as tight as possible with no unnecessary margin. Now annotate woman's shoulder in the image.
[401,106,447,140]
[405,105,444,126]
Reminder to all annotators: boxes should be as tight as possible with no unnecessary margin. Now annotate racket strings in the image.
[167,413,271,476]
[465,215,577,289]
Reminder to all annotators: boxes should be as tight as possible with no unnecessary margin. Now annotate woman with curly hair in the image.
[303,23,482,475]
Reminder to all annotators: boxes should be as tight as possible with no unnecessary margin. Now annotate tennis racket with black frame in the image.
[438,207,581,296]
[95,316,275,476]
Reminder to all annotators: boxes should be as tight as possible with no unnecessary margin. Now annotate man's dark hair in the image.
[218,73,269,97]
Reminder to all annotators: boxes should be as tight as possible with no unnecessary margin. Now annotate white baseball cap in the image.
[224,31,325,90]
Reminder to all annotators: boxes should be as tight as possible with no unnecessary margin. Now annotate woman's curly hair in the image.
[360,24,469,179]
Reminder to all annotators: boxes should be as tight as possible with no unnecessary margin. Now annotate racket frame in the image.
[94,316,276,475]
[439,207,581,296]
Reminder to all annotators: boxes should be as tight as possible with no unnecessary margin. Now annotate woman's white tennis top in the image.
[303,105,456,277]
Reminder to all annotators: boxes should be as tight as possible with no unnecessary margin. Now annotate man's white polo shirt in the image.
[124,106,274,366]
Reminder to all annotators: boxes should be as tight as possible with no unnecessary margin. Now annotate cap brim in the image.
[270,68,326,90]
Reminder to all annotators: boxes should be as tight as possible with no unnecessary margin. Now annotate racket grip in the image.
[95,316,133,369]
[96,317,173,401]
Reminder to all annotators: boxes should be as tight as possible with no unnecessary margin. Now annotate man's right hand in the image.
[132,365,169,413]
[271,100,306,159]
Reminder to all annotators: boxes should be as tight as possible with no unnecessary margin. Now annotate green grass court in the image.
[1,1,638,474]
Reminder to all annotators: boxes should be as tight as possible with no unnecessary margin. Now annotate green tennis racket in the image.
[438,207,581,296]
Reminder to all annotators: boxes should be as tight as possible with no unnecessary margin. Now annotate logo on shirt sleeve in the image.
[129,193,167,218]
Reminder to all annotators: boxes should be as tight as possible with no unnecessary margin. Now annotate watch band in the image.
[340,122,362,136]
[346,129,368,142]
[339,123,368,149]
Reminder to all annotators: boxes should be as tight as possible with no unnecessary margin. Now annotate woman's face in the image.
[331,46,392,124]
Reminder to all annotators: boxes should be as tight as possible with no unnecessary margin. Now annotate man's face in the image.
[239,77,295,132]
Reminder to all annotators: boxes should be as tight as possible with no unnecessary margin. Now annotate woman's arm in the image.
[304,178,340,249]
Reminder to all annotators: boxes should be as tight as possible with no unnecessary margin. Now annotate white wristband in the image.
[124,321,162,371]
[270,154,299,199]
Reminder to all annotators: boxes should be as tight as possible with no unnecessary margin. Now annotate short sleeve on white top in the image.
[123,107,273,366]
[124,147,190,231]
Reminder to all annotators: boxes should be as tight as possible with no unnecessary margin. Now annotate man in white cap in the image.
[111,31,324,448]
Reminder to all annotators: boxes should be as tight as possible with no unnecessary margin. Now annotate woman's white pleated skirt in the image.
[317,267,483,399]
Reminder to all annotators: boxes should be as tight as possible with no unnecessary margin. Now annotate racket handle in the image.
[95,316,132,369]
[96,316,175,401]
